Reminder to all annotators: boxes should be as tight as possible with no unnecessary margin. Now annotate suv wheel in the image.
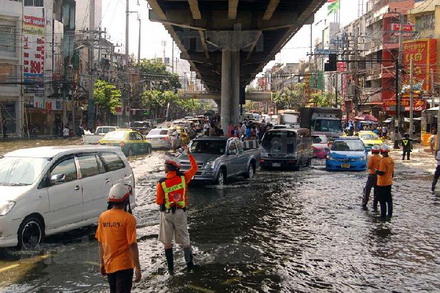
[18,217,44,250]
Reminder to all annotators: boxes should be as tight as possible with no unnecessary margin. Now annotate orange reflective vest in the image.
[161,175,187,209]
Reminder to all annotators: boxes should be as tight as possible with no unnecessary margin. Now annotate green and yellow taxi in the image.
[99,129,152,157]
[356,130,383,151]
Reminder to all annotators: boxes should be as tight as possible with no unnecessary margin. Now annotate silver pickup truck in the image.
[179,137,260,185]
[82,126,118,145]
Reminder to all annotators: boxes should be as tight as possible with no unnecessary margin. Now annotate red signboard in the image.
[383,98,427,112]
[403,39,437,92]
[391,23,414,32]
[337,62,347,72]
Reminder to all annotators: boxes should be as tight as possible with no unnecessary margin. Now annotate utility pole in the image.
[87,0,95,131]
[171,41,175,73]
[137,13,141,66]
[353,29,359,119]
[409,57,414,138]
[125,0,130,126]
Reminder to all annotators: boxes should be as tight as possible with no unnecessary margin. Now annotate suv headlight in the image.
[204,160,215,169]
[0,201,16,216]
[357,155,366,161]
[327,155,335,161]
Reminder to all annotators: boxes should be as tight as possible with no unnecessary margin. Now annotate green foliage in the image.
[139,59,181,91]
[94,80,121,114]
[310,91,335,107]
[272,83,308,110]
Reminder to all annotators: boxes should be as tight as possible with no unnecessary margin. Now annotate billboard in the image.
[403,39,437,92]
[23,9,45,94]
[383,98,427,112]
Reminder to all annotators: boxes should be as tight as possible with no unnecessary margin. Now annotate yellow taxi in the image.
[99,129,152,157]
[356,130,383,151]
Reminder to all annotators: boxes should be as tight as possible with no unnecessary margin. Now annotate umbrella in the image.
[354,114,378,122]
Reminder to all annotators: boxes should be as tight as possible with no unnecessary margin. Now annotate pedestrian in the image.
[362,144,382,211]
[95,183,142,292]
[429,134,436,154]
[431,149,440,194]
[401,133,412,160]
[156,143,198,275]
[169,128,179,152]
[63,124,70,138]
[2,118,7,138]
[376,144,395,219]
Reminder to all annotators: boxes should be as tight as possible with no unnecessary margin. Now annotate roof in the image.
[336,136,361,140]
[4,145,121,158]
[194,136,228,141]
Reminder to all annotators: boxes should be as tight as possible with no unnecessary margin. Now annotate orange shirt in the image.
[367,154,382,175]
[156,153,198,205]
[95,209,137,274]
[377,156,394,186]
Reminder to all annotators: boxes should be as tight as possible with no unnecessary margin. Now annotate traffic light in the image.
[325,54,337,71]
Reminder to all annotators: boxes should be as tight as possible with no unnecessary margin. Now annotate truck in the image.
[178,137,260,186]
[299,107,343,141]
[82,125,119,145]
[277,109,300,128]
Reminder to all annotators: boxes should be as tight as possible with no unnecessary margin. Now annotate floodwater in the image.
[0,138,440,292]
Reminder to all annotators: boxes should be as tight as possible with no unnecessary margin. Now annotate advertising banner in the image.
[403,39,437,92]
[23,8,45,94]
[383,98,427,112]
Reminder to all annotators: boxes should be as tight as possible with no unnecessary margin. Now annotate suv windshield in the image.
[191,140,226,154]
[261,131,297,153]
[103,131,127,140]
[0,157,48,186]
[331,140,365,152]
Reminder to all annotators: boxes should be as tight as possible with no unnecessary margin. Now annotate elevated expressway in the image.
[146,0,326,131]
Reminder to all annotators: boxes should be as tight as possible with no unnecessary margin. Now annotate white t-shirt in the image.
[63,128,69,137]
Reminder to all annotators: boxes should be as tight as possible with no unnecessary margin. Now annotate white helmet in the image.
[108,183,131,203]
[371,145,381,153]
[380,144,390,153]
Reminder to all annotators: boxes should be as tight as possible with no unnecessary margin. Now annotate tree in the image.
[272,83,308,110]
[94,80,121,125]
[310,91,335,107]
[138,59,181,91]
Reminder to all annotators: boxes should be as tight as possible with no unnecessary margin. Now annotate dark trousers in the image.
[107,268,134,293]
[402,150,410,160]
[432,165,440,192]
[362,174,378,209]
[376,185,393,218]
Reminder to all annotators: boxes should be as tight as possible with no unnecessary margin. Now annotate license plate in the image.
[272,162,281,167]
[107,143,113,146]
[341,163,350,168]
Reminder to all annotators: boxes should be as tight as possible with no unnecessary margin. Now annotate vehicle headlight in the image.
[0,201,15,216]
[327,155,335,161]
[357,156,366,161]
[204,160,215,169]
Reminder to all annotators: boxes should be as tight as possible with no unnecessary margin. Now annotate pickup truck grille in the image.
[180,162,204,169]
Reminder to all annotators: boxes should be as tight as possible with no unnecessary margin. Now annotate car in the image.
[0,146,135,249]
[130,121,151,135]
[146,128,172,149]
[311,132,330,159]
[356,130,383,151]
[326,137,367,171]
[99,129,152,156]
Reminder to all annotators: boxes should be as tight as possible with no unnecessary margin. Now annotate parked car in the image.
[326,137,367,171]
[355,130,383,151]
[0,146,135,249]
[82,126,118,145]
[146,128,171,149]
[179,137,260,186]
[131,121,151,135]
[312,132,330,159]
[99,129,152,156]
[260,128,313,170]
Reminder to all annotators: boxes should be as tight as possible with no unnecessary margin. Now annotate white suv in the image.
[0,146,135,249]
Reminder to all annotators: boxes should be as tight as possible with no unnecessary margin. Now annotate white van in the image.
[0,146,135,249]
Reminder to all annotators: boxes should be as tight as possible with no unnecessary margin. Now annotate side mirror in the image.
[50,174,66,184]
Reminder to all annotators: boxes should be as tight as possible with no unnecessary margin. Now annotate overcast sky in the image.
[102,0,360,70]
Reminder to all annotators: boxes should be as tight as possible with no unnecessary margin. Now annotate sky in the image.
[102,0,360,72]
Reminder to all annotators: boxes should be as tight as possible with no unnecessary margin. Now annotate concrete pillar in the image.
[220,49,232,132]
[220,50,240,134]
[16,96,24,137]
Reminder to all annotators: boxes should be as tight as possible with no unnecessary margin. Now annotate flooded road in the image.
[0,139,440,292]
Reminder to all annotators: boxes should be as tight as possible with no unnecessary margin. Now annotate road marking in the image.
[185,284,215,293]
[0,264,20,273]
[221,277,241,285]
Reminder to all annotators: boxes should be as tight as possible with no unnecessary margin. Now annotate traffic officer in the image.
[401,133,412,160]
[156,143,198,275]
[362,144,381,211]
[96,183,141,292]
[376,144,395,219]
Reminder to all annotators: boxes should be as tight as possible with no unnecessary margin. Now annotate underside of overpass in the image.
[146,0,326,131]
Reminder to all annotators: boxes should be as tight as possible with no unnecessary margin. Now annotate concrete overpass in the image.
[146,0,326,131]
[178,91,272,101]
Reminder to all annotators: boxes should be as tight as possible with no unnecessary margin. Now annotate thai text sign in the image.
[383,98,426,112]
[23,12,45,94]
[403,39,437,92]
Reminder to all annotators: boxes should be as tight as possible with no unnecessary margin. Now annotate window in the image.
[0,25,16,53]
[130,132,143,140]
[77,154,100,178]
[100,152,125,171]
[51,157,77,182]
[24,0,43,6]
